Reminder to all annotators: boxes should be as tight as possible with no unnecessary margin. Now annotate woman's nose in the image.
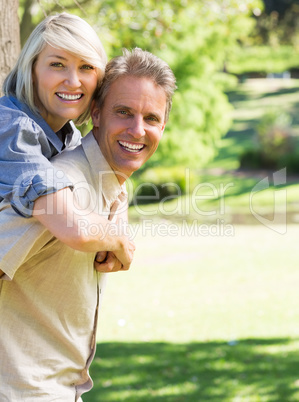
[64,69,81,88]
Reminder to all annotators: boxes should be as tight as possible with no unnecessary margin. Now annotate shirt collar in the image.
[8,96,73,152]
[80,132,127,208]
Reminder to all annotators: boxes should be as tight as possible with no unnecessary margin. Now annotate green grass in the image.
[87,339,299,401]
[97,226,299,343]
[84,226,299,401]
[83,80,299,401]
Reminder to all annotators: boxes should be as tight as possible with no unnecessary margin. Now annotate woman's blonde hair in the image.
[3,12,107,125]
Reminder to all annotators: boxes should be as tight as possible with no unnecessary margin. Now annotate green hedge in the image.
[128,166,197,205]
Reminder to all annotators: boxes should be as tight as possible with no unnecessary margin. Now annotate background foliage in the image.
[228,0,299,75]
[14,0,299,171]
[18,0,263,169]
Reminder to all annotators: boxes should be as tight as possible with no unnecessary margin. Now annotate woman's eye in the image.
[50,62,63,68]
[81,64,95,70]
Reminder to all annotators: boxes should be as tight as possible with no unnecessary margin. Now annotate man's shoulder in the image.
[51,140,87,185]
[52,142,84,164]
[51,132,95,166]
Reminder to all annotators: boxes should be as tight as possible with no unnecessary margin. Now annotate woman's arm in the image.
[0,106,73,218]
[33,188,135,270]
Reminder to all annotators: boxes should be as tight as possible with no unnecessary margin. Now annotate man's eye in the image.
[146,116,158,122]
[118,110,128,115]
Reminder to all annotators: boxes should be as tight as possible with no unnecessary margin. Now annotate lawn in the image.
[84,225,299,402]
[83,80,299,401]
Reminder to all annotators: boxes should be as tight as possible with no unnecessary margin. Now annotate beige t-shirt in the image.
[0,133,127,401]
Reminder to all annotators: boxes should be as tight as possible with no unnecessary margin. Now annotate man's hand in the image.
[94,237,135,272]
[113,238,135,270]
[94,251,131,272]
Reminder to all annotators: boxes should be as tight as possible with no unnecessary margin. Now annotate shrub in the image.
[128,166,197,205]
[239,109,296,170]
[257,110,294,158]
[279,150,299,174]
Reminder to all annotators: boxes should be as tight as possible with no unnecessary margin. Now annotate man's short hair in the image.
[95,48,176,122]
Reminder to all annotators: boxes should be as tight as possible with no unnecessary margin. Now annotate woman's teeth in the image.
[57,93,82,100]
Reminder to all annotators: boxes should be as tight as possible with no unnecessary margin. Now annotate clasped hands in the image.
[94,238,135,273]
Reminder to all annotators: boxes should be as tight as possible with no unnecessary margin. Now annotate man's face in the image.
[92,76,166,183]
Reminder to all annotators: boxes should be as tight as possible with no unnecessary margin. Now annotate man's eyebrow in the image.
[113,104,132,110]
[147,112,163,122]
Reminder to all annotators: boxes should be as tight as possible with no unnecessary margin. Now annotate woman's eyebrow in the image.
[47,54,68,60]
[46,54,87,64]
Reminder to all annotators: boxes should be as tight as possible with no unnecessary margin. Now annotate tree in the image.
[263,0,299,17]
[250,0,299,46]
[0,0,20,95]
[16,0,261,168]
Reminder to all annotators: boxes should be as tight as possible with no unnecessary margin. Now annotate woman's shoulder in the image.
[0,96,42,135]
[0,96,39,131]
[0,96,26,117]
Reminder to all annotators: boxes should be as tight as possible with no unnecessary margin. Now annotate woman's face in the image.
[33,44,98,132]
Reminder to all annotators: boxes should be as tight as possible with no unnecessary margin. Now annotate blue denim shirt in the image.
[0,96,82,217]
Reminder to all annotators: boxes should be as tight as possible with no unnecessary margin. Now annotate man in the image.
[0,48,176,401]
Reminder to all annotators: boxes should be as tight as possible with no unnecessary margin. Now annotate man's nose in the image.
[127,116,145,138]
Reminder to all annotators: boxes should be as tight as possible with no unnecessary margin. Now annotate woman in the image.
[0,13,134,273]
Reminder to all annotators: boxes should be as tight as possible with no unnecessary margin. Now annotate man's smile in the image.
[118,140,145,153]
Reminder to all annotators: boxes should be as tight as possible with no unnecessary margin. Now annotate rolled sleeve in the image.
[0,106,76,217]
[10,168,74,217]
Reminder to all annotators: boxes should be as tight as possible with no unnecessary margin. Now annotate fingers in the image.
[127,240,136,260]
[129,240,136,251]
[94,260,121,272]
[95,251,108,263]
[113,237,136,269]
[94,252,127,273]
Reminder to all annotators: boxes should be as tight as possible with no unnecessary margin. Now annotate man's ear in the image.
[91,100,101,127]
[161,123,166,136]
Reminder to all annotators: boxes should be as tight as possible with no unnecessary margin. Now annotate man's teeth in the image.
[57,93,82,100]
[119,141,144,153]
